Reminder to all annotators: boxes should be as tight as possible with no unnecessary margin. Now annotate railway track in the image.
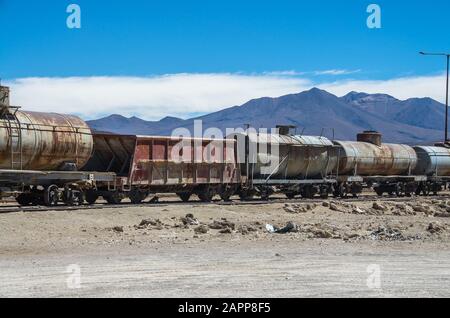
[0,194,448,214]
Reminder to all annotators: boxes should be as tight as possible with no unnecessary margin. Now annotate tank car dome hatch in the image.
[276,125,297,136]
[357,131,382,146]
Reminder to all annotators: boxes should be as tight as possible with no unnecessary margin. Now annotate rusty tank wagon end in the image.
[0,86,93,171]
[0,85,111,206]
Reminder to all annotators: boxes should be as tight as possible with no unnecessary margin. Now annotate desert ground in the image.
[1,194,450,298]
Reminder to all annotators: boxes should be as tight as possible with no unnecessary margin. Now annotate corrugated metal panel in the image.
[246,132,333,146]
[231,132,336,179]
[292,135,334,146]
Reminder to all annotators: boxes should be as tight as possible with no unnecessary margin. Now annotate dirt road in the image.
[1,197,450,297]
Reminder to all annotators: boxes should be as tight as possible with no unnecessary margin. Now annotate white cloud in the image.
[263,70,306,76]
[5,74,311,120]
[318,74,447,102]
[315,69,361,76]
[4,73,447,121]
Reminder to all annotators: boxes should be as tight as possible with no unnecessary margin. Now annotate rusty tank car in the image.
[0,85,111,206]
[230,126,337,199]
[332,131,419,197]
[0,86,93,171]
[333,131,418,176]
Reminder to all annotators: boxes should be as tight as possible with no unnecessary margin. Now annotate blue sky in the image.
[0,0,449,119]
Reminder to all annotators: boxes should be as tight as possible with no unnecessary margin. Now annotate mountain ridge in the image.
[87,88,446,144]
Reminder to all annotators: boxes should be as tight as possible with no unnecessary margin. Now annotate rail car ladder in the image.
[5,107,23,170]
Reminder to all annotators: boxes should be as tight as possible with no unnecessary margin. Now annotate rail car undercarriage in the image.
[0,173,448,207]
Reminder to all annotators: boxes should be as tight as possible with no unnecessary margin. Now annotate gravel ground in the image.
[1,196,450,297]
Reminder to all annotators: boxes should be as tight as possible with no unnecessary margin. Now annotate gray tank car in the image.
[413,146,450,176]
[332,131,419,197]
[333,131,417,176]
[230,126,337,199]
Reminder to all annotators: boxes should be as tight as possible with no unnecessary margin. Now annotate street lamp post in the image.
[420,52,450,142]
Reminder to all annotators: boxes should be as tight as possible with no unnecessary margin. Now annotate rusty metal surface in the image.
[413,146,450,176]
[83,133,136,176]
[131,136,239,186]
[0,110,93,170]
[334,141,418,176]
[85,134,240,187]
[231,132,337,180]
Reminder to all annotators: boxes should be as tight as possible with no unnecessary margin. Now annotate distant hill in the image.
[342,91,445,131]
[87,88,445,144]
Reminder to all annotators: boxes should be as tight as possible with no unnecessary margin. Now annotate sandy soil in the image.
[1,196,450,297]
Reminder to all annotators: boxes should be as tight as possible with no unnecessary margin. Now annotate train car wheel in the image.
[219,185,236,202]
[285,192,296,199]
[197,186,217,202]
[301,186,315,199]
[219,192,232,202]
[105,192,122,204]
[16,193,33,206]
[239,194,252,201]
[129,189,147,204]
[320,192,329,199]
[198,192,214,202]
[415,186,422,196]
[73,191,83,205]
[238,189,254,201]
[374,187,384,197]
[64,190,83,206]
[333,183,347,198]
[85,190,99,205]
[177,192,192,202]
[44,185,59,206]
[319,186,329,199]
